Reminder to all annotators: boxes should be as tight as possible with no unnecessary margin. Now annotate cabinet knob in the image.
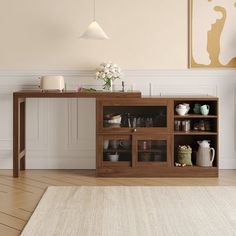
[133,128,137,132]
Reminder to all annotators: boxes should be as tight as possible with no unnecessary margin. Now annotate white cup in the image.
[103,140,109,149]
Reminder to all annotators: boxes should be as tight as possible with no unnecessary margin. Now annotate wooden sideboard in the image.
[96,96,218,177]
[13,91,218,178]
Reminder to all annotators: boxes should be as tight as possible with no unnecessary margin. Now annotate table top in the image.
[13,90,142,98]
[13,90,218,100]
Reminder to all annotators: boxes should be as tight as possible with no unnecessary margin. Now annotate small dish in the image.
[108,154,119,162]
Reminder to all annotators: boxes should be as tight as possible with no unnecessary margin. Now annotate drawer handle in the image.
[133,128,137,132]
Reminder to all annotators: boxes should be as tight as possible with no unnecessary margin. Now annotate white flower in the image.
[95,62,122,82]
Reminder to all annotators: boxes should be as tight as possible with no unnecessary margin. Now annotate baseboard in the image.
[219,158,236,169]
[0,150,96,169]
[26,157,95,169]
[1,147,235,170]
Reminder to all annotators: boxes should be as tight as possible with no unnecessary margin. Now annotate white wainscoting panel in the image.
[0,69,236,169]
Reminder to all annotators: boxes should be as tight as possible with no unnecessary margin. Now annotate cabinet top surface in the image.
[13,90,218,100]
[13,90,142,98]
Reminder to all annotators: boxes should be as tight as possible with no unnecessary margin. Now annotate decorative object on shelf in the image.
[80,0,109,40]
[174,120,181,131]
[121,114,154,128]
[77,87,97,92]
[96,62,122,91]
[120,140,131,149]
[200,104,210,115]
[138,141,151,150]
[193,120,205,131]
[154,153,165,162]
[109,140,120,149]
[193,120,211,131]
[175,103,190,116]
[103,140,109,150]
[204,120,211,131]
[193,103,201,114]
[177,145,193,166]
[108,153,119,162]
[122,81,125,92]
[104,114,122,128]
[181,120,191,132]
[175,162,187,167]
[196,140,215,167]
[39,76,65,92]
[139,153,152,162]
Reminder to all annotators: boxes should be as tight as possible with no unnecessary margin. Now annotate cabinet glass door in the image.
[134,135,171,166]
[101,136,132,167]
[103,106,167,128]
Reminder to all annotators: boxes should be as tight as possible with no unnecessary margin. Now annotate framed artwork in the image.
[189,0,236,68]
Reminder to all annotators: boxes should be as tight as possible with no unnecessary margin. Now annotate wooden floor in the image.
[0,170,236,236]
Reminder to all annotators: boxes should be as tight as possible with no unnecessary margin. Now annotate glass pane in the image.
[103,106,167,128]
[138,140,167,162]
[103,139,131,162]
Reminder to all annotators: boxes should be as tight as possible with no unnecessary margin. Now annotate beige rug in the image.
[21,186,236,236]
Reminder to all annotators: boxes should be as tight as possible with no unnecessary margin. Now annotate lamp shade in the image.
[80,21,109,40]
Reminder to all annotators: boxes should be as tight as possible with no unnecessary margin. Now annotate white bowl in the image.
[176,107,189,116]
[107,118,121,124]
[108,154,119,162]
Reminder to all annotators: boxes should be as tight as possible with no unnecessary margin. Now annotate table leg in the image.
[20,101,26,170]
[13,96,25,177]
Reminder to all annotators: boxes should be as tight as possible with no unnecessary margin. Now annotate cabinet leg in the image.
[13,96,26,177]
[13,95,19,177]
[20,156,25,170]
[20,101,26,170]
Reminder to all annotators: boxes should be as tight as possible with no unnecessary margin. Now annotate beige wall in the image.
[0,0,187,69]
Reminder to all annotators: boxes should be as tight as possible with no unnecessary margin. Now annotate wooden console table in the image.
[13,90,141,177]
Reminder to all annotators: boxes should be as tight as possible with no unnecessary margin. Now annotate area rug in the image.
[21,186,236,236]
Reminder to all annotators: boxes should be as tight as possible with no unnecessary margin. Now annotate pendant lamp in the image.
[80,0,109,40]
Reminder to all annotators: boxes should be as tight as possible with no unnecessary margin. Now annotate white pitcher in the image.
[196,140,215,167]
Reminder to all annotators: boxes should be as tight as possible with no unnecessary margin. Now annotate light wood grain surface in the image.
[0,169,236,235]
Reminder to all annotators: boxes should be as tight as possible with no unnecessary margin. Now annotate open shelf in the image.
[174,135,218,167]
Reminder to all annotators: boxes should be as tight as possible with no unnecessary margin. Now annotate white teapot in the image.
[196,140,215,167]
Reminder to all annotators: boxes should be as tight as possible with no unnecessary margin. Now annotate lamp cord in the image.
[93,0,96,21]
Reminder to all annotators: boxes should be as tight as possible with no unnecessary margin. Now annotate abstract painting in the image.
[189,0,236,68]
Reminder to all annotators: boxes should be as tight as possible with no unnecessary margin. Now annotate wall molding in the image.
[0,69,236,169]
[0,68,236,78]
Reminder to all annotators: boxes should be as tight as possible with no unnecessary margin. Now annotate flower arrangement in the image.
[96,62,122,91]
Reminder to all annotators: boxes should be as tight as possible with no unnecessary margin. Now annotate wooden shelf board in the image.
[104,149,131,153]
[138,149,165,153]
[174,131,217,135]
[174,166,218,170]
[174,114,217,118]
[102,161,131,167]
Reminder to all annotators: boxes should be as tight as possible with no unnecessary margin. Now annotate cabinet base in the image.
[97,167,218,178]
